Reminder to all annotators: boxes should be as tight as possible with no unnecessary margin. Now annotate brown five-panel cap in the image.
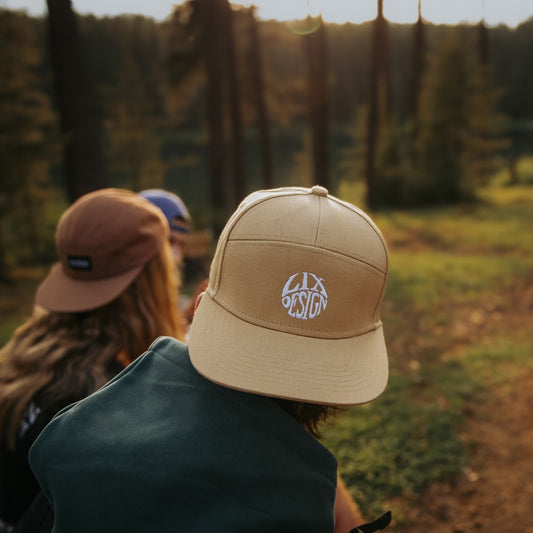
[35,188,168,313]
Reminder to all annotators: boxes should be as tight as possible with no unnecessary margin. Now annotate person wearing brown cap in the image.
[29,186,391,533]
[0,189,184,531]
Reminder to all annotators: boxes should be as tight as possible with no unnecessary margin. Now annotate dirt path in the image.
[394,371,533,532]
[393,281,533,532]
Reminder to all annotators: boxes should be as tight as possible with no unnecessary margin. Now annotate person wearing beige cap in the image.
[0,189,183,531]
[29,186,391,533]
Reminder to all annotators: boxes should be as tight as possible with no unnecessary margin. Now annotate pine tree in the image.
[98,17,167,191]
[365,0,391,208]
[0,10,59,278]
[247,7,273,190]
[414,29,507,204]
[223,1,246,207]
[304,16,330,189]
[166,0,229,234]
[409,0,425,125]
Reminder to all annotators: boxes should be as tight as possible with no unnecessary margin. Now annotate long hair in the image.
[0,242,182,448]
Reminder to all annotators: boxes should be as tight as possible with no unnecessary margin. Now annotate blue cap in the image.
[139,189,191,234]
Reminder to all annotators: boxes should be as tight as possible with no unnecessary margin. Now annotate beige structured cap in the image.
[36,188,168,312]
[188,186,389,406]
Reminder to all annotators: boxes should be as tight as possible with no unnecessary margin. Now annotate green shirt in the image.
[30,337,337,532]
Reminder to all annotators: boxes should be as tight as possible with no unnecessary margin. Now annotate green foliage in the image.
[410,30,508,204]
[0,316,23,346]
[337,179,367,208]
[481,181,533,205]
[2,10,532,220]
[2,190,65,269]
[491,154,533,186]
[0,266,44,345]
[81,15,171,192]
[371,118,413,206]
[385,252,528,313]
[336,107,368,200]
[289,131,314,187]
[162,2,205,122]
[352,27,510,208]
[490,18,533,119]
[374,202,533,256]
[453,339,533,387]
[0,9,60,277]
[323,372,469,517]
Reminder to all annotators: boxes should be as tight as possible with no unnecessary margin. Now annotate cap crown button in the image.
[310,185,328,197]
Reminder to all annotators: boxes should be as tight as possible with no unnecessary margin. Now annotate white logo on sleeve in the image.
[281,272,328,320]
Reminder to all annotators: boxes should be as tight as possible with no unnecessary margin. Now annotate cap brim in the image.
[188,292,389,406]
[35,263,143,313]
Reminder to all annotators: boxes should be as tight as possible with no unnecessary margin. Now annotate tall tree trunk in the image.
[304,16,329,189]
[46,0,106,202]
[479,0,489,68]
[248,7,273,190]
[365,0,390,208]
[409,0,424,122]
[204,0,228,235]
[0,224,8,281]
[478,21,489,68]
[224,2,247,207]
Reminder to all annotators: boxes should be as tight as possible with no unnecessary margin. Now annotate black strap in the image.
[349,510,392,533]
[13,491,53,533]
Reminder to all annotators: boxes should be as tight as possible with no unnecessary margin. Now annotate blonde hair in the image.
[0,242,183,448]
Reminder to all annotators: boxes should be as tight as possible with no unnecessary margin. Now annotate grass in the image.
[374,202,533,257]
[386,252,530,311]
[447,338,533,387]
[489,155,533,187]
[321,183,533,523]
[323,371,470,519]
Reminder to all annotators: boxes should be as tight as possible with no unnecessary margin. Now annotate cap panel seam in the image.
[225,239,387,275]
[211,190,309,293]
[327,196,389,259]
[314,196,322,246]
[372,266,388,322]
[232,232,387,269]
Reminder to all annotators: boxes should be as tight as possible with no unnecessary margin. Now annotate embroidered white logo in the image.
[281,272,327,320]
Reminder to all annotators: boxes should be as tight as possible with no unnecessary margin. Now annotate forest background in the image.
[1,1,533,529]
[1,0,533,274]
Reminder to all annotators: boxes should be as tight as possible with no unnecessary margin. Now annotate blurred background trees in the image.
[0,9,59,277]
[46,0,106,201]
[1,0,532,278]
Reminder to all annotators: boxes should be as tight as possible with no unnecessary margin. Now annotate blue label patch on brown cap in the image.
[67,255,92,271]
